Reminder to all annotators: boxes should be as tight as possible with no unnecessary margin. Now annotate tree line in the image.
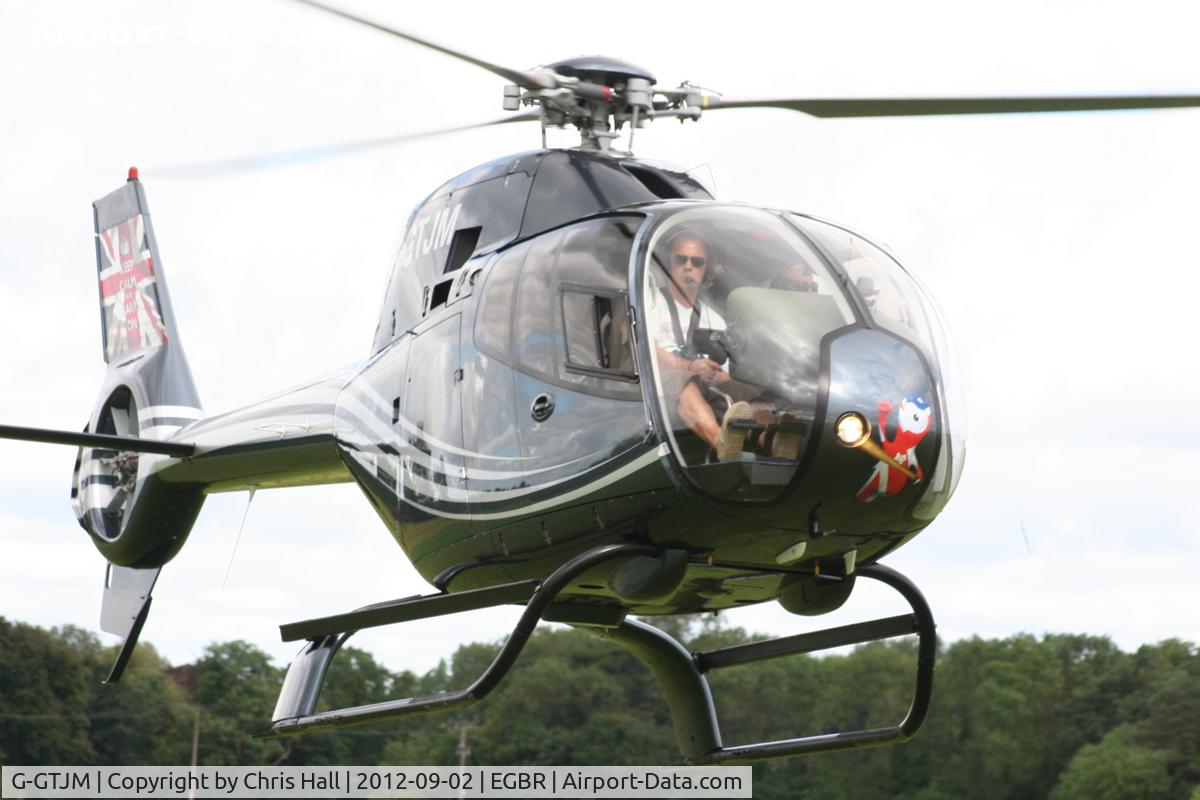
[0,616,1196,799]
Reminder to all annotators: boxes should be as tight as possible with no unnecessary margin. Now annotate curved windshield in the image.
[642,207,855,501]
[791,215,965,517]
[797,217,934,351]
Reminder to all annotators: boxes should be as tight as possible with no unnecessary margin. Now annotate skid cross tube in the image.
[585,562,936,764]
[264,541,657,738]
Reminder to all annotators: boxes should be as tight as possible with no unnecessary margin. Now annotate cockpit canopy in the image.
[467,201,963,524]
[640,206,963,521]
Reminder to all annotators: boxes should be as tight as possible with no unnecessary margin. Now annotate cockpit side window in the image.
[562,286,636,378]
[511,216,641,400]
[474,247,524,362]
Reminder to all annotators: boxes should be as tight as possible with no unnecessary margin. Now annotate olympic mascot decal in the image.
[856,394,932,502]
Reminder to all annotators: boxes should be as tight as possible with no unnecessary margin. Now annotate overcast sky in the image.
[1,1,1197,677]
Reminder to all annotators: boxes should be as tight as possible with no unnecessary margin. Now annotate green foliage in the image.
[85,642,194,764]
[1130,644,1200,797]
[189,641,288,766]
[467,630,675,765]
[0,620,96,764]
[1,614,1196,800]
[1050,725,1171,800]
[287,646,420,766]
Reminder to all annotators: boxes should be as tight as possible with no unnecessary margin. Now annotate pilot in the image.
[648,230,753,461]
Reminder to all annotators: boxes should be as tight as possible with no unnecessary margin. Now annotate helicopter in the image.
[4,1,1200,765]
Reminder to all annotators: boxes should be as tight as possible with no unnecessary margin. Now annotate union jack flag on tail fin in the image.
[88,170,200,418]
[96,212,167,361]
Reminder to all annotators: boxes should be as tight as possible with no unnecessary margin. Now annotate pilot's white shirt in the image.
[645,283,726,358]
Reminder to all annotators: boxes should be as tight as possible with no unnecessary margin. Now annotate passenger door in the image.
[400,313,471,558]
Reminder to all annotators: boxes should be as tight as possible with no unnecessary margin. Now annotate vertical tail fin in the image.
[74,169,205,565]
[75,170,209,679]
[91,168,200,412]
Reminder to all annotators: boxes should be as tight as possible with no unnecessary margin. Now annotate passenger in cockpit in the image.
[855,275,880,308]
[770,261,820,293]
[647,230,754,461]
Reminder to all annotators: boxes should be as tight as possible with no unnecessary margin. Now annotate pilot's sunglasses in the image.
[673,254,707,268]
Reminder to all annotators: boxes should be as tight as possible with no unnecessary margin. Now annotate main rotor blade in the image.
[0,424,195,457]
[155,111,540,179]
[293,0,555,90]
[694,94,1200,118]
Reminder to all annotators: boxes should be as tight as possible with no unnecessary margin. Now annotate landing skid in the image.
[264,544,935,764]
[265,542,654,737]
[588,563,935,763]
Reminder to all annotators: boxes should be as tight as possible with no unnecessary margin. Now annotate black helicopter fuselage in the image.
[0,43,979,756]
[49,146,960,625]
[293,147,964,616]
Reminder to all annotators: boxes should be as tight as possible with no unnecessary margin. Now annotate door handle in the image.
[530,392,555,422]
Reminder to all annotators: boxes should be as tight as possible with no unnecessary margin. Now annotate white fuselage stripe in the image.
[138,405,202,421]
[346,382,597,472]
[393,448,660,521]
[335,394,604,483]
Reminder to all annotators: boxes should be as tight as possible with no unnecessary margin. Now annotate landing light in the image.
[834,412,870,447]
[834,410,919,482]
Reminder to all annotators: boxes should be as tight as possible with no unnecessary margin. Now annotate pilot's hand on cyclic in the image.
[688,358,723,383]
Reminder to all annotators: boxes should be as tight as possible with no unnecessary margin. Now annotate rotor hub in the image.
[543,55,655,87]
[506,55,690,152]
